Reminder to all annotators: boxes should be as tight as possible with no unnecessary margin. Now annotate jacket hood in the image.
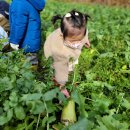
[27,0,46,11]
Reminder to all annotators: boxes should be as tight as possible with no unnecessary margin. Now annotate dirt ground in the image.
[57,0,130,7]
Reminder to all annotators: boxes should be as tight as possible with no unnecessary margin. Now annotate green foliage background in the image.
[0,0,130,130]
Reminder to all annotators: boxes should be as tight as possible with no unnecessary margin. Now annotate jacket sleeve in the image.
[37,0,46,11]
[44,36,52,59]
[53,59,69,85]
[9,3,28,45]
[27,0,46,11]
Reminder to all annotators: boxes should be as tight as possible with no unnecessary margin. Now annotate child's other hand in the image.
[85,39,90,48]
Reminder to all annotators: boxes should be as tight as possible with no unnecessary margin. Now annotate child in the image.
[44,10,90,97]
[0,1,10,38]
[2,0,46,67]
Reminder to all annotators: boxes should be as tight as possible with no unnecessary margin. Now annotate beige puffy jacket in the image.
[44,28,88,85]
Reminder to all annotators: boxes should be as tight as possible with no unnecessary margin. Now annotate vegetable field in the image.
[0,0,130,129]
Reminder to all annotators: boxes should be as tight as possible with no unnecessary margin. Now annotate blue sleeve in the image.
[39,0,46,10]
[9,3,28,45]
[28,0,46,11]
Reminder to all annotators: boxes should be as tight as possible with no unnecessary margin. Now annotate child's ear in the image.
[51,15,62,24]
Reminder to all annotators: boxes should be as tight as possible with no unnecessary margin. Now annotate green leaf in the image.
[95,115,129,130]
[20,93,43,101]
[3,126,15,130]
[91,93,112,114]
[48,116,56,124]
[42,116,48,127]
[26,100,45,114]
[9,91,18,103]
[14,106,26,120]
[0,107,3,115]
[97,34,103,40]
[46,101,57,113]
[0,109,13,125]
[93,122,108,130]
[71,89,81,105]
[71,90,88,118]
[13,65,19,73]
[8,92,18,107]
[69,118,94,130]
[58,91,67,103]
[52,123,64,130]
[0,115,8,126]
[0,77,13,92]
[16,123,26,130]
[121,98,130,110]
[25,119,35,130]
[3,100,10,111]
[33,82,46,93]
[43,88,59,101]
[7,109,13,121]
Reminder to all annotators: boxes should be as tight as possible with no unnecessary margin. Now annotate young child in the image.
[0,1,10,38]
[44,10,90,97]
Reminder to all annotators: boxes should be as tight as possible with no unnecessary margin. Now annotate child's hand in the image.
[85,39,90,48]
[52,77,70,98]
[60,85,70,98]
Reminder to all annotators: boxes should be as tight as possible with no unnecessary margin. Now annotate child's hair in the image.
[51,9,90,39]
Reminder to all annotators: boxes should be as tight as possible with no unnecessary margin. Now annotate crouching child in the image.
[44,10,90,97]
[0,1,10,39]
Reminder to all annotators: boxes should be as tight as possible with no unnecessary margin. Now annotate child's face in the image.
[65,33,84,42]
[65,28,85,44]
